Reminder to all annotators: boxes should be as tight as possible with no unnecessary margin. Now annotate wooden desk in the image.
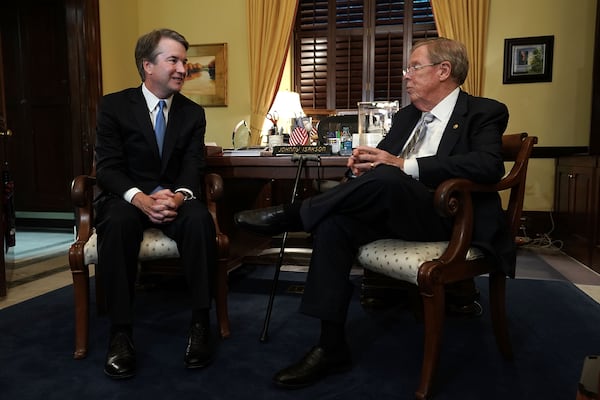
[206,155,348,268]
[206,155,348,180]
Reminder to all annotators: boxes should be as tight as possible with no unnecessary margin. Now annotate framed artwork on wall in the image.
[503,36,554,84]
[182,43,228,106]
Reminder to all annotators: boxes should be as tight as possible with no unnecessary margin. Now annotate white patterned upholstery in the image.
[357,239,484,284]
[83,228,180,265]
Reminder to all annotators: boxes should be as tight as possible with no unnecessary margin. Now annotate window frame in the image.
[293,0,437,112]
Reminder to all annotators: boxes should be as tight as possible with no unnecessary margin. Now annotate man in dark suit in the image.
[235,37,513,389]
[95,29,216,379]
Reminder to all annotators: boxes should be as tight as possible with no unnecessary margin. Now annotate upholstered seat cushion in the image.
[83,228,180,265]
[356,239,484,284]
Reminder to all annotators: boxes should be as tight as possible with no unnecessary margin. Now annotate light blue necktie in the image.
[155,100,166,157]
[399,112,434,158]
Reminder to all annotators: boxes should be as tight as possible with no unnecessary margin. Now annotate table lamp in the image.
[267,91,304,135]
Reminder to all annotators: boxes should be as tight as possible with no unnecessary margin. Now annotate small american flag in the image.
[289,126,309,145]
[290,117,318,145]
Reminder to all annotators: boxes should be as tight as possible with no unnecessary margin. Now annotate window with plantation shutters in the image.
[294,0,437,111]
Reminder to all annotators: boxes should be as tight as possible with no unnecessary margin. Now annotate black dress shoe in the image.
[273,346,352,389]
[104,331,136,379]
[446,300,483,318]
[184,323,214,369]
[234,205,301,236]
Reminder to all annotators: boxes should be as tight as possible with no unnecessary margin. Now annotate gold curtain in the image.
[247,0,298,145]
[431,0,490,96]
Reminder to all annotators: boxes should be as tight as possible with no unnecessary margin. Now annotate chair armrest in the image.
[205,173,224,203]
[69,174,96,270]
[415,177,498,288]
[430,164,526,269]
[71,174,96,243]
[420,133,536,289]
[432,178,479,265]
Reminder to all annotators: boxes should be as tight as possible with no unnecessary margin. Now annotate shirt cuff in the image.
[402,159,420,180]
[124,188,142,203]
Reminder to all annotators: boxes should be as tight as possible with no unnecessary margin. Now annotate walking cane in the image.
[260,153,320,342]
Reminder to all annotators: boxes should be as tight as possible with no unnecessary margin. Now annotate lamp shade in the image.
[268,91,304,119]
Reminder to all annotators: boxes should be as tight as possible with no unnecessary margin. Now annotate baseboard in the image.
[14,211,74,231]
[16,218,74,231]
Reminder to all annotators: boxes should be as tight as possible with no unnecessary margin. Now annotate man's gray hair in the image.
[412,37,469,85]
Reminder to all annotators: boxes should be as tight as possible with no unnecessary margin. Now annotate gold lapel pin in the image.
[453,123,459,129]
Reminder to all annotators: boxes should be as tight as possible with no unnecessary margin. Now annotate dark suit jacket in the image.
[95,86,206,198]
[302,91,514,277]
[378,90,515,277]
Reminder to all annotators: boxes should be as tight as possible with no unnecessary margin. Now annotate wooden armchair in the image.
[68,169,230,359]
[356,133,537,399]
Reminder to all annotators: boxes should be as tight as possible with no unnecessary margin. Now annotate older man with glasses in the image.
[235,37,513,389]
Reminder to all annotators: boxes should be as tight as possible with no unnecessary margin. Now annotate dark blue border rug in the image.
[1,265,598,400]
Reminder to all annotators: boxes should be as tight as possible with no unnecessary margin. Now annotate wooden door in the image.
[0,0,101,223]
[555,156,596,267]
[0,0,74,213]
[0,31,8,296]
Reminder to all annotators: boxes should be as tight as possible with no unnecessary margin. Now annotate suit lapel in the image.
[131,86,162,159]
[436,90,468,156]
[381,105,421,155]
[399,107,422,147]
[161,92,183,164]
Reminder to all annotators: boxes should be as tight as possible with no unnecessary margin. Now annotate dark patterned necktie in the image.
[399,112,434,158]
[155,100,166,157]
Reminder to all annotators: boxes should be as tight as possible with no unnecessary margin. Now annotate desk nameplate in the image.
[272,145,331,156]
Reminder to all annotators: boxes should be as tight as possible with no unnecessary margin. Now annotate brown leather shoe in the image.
[104,331,136,379]
[184,322,214,369]
[273,346,352,389]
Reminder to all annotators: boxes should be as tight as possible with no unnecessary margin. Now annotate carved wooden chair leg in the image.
[72,269,90,359]
[416,284,445,400]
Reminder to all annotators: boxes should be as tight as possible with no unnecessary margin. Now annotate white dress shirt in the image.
[402,87,460,180]
[122,84,193,203]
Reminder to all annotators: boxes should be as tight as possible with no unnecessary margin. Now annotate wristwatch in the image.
[176,190,195,201]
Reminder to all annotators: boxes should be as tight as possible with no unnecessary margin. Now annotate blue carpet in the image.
[0,265,598,400]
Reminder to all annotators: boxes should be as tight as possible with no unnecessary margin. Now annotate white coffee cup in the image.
[268,135,283,149]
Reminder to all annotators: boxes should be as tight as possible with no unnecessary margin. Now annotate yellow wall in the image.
[99,0,251,147]
[99,0,139,93]
[485,0,596,212]
[99,0,597,211]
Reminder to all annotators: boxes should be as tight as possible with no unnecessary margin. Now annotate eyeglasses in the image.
[402,62,441,77]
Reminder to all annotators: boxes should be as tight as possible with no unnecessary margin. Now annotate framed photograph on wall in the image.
[181,43,228,106]
[503,36,554,84]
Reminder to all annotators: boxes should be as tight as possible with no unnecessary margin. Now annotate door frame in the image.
[65,0,103,176]
[0,31,6,296]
